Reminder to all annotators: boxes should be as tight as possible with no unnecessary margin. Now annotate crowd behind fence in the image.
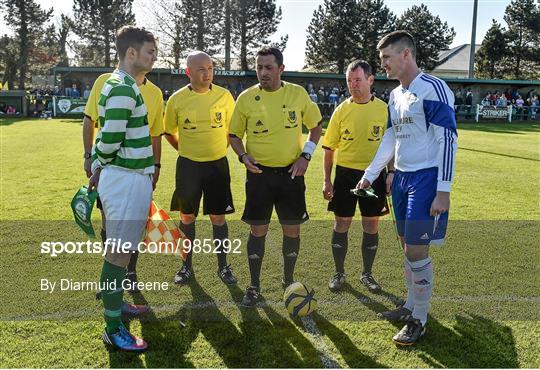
[1,82,539,122]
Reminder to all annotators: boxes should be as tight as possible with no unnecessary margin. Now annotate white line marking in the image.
[300,315,341,368]
[3,295,539,320]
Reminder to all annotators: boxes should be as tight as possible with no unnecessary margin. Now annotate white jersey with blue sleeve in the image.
[363,72,458,192]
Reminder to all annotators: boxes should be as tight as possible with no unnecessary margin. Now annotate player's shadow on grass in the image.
[230,284,321,367]
[312,312,386,368]
[344,284,404,328]
[414,313,519,368]
[141,278,245,368]
[338,285,519,367]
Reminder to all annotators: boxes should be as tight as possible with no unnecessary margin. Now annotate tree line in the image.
[0,0,538,89]
[475,0,539,80]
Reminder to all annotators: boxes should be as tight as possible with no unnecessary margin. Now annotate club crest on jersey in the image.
[287,110,297,123]
[215,112,222,123]
[407,92,419,105]
[368,125,382,141]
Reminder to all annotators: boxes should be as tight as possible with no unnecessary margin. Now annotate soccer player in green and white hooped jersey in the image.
[87,26,158,353]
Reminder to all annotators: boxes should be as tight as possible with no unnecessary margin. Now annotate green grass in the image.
[0,118,539,368]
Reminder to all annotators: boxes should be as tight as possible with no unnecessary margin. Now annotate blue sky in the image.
[1,0,513,71]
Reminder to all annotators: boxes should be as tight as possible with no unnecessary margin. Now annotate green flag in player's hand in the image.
[350,187,379,199]
[71,186,98,237]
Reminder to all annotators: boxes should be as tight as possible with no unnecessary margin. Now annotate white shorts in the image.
[98,166,152,251]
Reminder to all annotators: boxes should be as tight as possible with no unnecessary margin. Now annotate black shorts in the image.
[242,165,309,225]
[170,156,235,216]
[328,165,389,218]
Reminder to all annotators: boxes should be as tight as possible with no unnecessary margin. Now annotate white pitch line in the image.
[300,315,341,369]
[3,295,539,320]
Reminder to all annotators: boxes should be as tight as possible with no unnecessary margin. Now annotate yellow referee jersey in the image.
[322,96,388,170]
[163,84,235,162]
[83,73,164,136]
[229,81,322,167]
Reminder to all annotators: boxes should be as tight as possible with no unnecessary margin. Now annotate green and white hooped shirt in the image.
[91,69,154,175]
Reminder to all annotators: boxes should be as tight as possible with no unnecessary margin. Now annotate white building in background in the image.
[432,44,482,78]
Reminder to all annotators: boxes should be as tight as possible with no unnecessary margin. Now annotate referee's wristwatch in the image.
[300,152,312,161]
[83,152,91,159]
[238,152,248,163]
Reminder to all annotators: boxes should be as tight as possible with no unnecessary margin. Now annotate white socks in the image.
[403,258,415,312]
[406,257,433,326]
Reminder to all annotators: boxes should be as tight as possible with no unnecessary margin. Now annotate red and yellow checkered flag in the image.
[144,201,187,260]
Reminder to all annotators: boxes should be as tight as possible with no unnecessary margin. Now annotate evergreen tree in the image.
[503,0,540,79]
[0,0,53,89]
[71,0,136,67]
[475,20,507,79]
[231,0,287,70]
[0,35,18,89]
[354,0,396,73]
[178,0,224,54]
[305,0,359,73]
[396,4,455,71]
[56,14,71,67]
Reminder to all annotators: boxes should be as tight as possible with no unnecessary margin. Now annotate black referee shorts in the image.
[328,165,389,218]
[170,156,235,217]
[242,165,309,225]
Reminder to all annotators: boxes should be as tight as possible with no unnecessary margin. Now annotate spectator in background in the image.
[497,94,507,107]
[83,85,91,99]
[309,89,318,103]
[481,93,491,106]
[318,87,325,103]
[454,88,463,106]
[6,105,16,114]
[531,95,539,119]
[70,83,80,98]
[338,94,346,104]
[381,88,390,103]
[163,90,170,101]
[328,89,338,104]
[53,86,62,96]
[64,79,72,96]
[515,95,524,107]
[465,88,473,106]
[489,91,497,105]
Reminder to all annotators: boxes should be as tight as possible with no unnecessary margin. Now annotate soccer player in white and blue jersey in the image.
[357,31,458,345]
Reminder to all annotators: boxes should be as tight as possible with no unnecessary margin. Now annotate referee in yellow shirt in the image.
[82,71,166,292]
[229,47,323,307]
[322,60,393,293]
[163,51,237,286]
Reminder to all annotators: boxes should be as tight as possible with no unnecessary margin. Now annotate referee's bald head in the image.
[186,51,212,69]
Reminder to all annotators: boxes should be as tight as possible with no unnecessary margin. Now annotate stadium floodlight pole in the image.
[468,0,478,78]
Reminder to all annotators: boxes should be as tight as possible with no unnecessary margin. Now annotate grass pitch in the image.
[0,118,539,368]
